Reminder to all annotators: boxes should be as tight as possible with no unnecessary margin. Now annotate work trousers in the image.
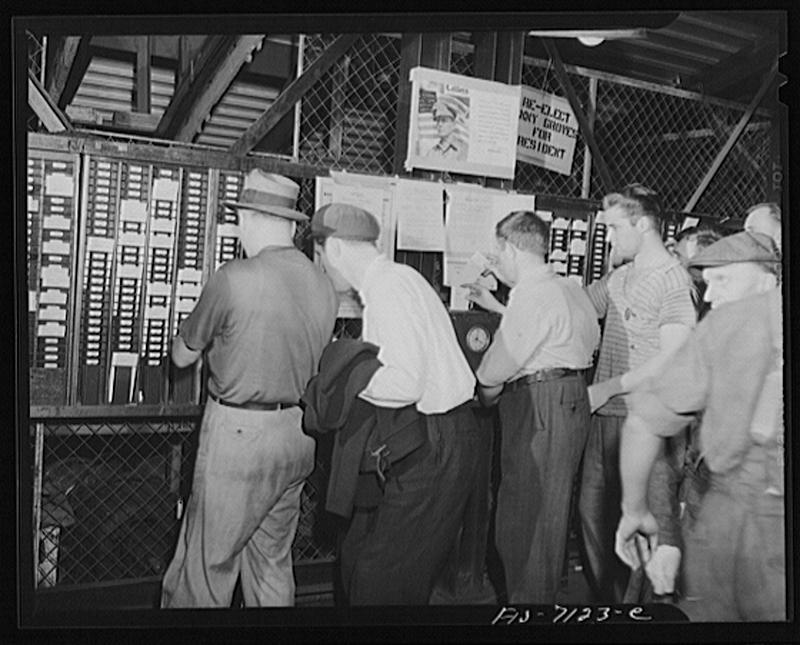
[161,399,315,607]
[495,374,590,603]
[679,444,785,622]
[340,403,481,605]
[578,414,631,604]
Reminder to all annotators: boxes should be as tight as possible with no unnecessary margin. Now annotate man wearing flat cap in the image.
[160,169,338,607]
[426,94,469,161]
[309,202,481,604]
[615,230,785,621]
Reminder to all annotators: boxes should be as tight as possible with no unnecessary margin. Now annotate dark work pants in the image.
[340,404,481,605]
[679,444,785,621]
[495,375,590,604]
[578,414,631,604]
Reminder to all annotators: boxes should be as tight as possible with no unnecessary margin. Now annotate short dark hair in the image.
[602,183,663,228]
[675,225,723,251]
[495,211,548,255]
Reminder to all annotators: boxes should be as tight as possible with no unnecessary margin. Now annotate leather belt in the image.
[208,392,297,411]
[506,368,585,392]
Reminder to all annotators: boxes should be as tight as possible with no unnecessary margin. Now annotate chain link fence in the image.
[33,419,194,587]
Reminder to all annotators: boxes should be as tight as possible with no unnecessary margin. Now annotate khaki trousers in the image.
[161,399,315,607]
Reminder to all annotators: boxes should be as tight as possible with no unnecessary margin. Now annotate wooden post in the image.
[229,34,358,157]
[541,38,615,193]
[392,33,423,175]
[582,76,598,199]
[135,36,151,114]
[32,423,45,588]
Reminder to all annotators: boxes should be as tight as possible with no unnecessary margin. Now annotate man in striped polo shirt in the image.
[578,184,697,604]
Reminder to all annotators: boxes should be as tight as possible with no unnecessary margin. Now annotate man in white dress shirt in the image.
[311,202,481,604]
[468,210,599,603]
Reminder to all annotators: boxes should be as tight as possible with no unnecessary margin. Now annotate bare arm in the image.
[589,323,692,412]
[171,335,202,368]
[615,411,663,568]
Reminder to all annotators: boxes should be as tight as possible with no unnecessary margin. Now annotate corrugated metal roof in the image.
[71,57,174,123]
[193,80,280,148]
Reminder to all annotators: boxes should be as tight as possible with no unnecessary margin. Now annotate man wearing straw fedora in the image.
[160,169,338,607]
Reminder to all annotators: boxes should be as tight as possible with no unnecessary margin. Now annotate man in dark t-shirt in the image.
[160,170,338,607]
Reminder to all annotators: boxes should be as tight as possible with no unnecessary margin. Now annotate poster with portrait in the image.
[405,67,521,179]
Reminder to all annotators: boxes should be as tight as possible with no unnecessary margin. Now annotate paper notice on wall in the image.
[517,86,578,176]
[152,178,180,202]
[405,66,521,179]
[45,172,74,197]
[445,184,498,258]
[394,178,446,251]
[318,172,397,260]
[491,192,537,232]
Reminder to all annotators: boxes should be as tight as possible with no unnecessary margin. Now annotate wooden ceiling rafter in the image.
[45,35,93,110]
[155,34,265,142]
[229,33,359,157]
[29,70,74,133]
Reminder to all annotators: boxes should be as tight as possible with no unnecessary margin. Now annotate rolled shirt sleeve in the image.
[626,330,710,439]
[584,274,610,319]
[179,268,230,352]
[476,284,556,387]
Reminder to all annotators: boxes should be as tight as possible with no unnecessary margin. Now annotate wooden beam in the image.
[420,33,451,70]
[155,35,232,138]
[472,32,497,80]
[29,131,324,180]
[541,38,615,193]
[45,36,92,110]
[134,36,151,113]
[174,35,264,142]
[46,37,80,105]
[392,33,423,174]
[178,35,192,80]
[691,42,777,98]
[229,34,358,157]
[684,62,778,212]
[66,105,161,131]
[495,31,524,84]
[28,71,73,133]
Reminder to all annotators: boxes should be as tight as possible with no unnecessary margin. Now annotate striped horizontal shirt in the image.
[585,257,696,416]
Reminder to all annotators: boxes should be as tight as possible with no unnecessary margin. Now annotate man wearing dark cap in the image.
[310,202,481,605]
[615,230,784,621]
[160,169,338,607]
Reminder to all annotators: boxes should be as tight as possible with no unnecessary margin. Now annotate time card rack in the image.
[26,146,249,410]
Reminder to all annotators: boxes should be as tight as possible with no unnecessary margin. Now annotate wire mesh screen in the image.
[34,420,195,587]
[33,415,339,587]
[299,34,401,175]
[590,76,770,216]
[27,30,46,131]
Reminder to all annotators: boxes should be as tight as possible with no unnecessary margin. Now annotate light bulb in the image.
[577,36,605,47]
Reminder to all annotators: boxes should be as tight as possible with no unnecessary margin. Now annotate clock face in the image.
[465,325,491,353]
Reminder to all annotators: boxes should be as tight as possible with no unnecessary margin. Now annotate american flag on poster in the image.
[405,67,520,179]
